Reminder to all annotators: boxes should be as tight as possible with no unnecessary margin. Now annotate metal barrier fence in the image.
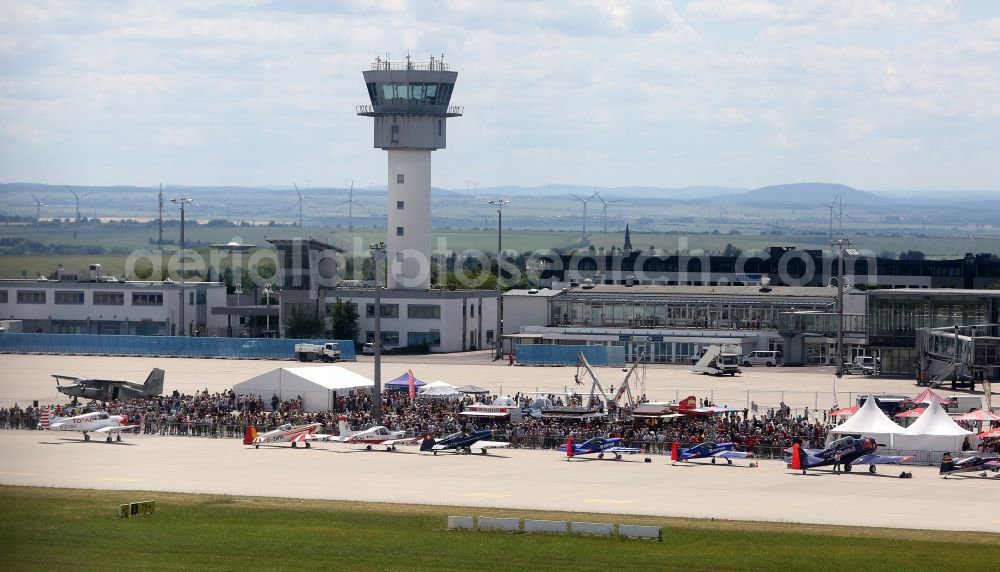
[514,343,626,367]
[0,333,357,360]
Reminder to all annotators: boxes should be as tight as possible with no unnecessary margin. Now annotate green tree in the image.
[328,297,360,342]
[284,307,324,339]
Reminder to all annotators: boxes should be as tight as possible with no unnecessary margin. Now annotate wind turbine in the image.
[29,193,48,233]
[292,182,317,228]
[825,193,843,243]
[66,186,91,225]
[593,191,622,234]
[570,192,597,240]
[338,180,368,233]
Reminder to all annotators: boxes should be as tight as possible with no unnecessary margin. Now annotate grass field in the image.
[1,487,997,571]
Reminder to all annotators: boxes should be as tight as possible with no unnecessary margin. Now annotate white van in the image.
[742,350,781,367]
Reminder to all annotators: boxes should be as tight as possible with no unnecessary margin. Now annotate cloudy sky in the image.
[2,0,999,192]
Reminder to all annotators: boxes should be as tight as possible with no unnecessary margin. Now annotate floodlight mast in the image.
[489,199,511,359]
[172,197,194,336]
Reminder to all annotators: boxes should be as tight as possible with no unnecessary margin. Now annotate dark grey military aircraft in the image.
[53,368,164,402]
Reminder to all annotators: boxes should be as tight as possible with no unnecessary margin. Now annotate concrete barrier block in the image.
[447,516,474,530]
[570,521,614,536]
[524,519,567,534]
[478,516,520,532]
[618,524,661,540]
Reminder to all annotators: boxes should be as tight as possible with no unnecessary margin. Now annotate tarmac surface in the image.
[2,429,999,533]
[2,352,994,533]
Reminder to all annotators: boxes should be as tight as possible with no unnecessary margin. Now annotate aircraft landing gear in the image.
[844,463,852,473]
[727,459,732,465]
[869,465,876,474]
[291,441,297,448]
[711,458,716,464]
[481,449,488,455]
[305,442,310,449]
[598,453,605,459]
[84,433,90,442]
[254,444,260,449]
[614,454,622,461]
[366,445,373,451]
[390,445,397,451]
[106,435,113,443]
[116,435,122,442]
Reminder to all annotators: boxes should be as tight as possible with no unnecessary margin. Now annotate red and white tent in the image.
[906,389,950,405]
[894,408,926,419]
[976,427,1000,439]
[830,406,858,418]
[954,409,1000,422]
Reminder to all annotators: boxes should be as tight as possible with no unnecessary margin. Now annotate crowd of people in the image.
[2,389,996,457]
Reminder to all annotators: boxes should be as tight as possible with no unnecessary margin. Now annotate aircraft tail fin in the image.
[419,435,436,452]
[671,441,680,462]
[243,426,258,446]
[337,416,353,440]
[790,443,803,470]
[143,368,165,396]
[566,435,574,458]
[939,454,955,475]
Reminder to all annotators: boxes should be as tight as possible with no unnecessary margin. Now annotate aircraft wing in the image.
[381,436,421,446]
[714,450,753,459]
[606,446,641,454]
[854,454,912,465]
[94,425,139,433]
[303,433,335,441]
[472,440,510,449]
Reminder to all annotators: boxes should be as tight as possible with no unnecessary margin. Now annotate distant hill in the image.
[717,183,889,207]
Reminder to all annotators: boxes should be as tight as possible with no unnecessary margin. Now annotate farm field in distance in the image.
[3,223,1000,279]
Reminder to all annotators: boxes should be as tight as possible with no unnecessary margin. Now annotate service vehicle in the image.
[294,342,341,362]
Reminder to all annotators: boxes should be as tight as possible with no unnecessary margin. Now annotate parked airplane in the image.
[48,411,138,442]
[939,453,1000,478]
[53,368,164,402]
[786,436,912,475]
[419,430,510,455]
[334,416,420,451]
[243,423,333,449]
[558,436,641,461]
[670,441,753,465]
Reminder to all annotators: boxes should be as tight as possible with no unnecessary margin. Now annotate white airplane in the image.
[244,422,333,449]
[49,411,139,443]
[334,416,421,451]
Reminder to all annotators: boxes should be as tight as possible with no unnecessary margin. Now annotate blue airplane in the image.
[786,436,911,475]
[670,441,753,465]
[419,430,510,455]
[558,436,641,461]
[939,453,1000,479]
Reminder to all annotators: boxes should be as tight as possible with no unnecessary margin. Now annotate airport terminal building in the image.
[503,284,866,364]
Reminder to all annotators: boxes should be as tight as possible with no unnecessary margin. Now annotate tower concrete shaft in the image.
[358,55,462,290]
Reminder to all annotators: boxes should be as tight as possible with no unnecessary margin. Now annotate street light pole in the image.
[171,197,193,336]
[370,241,386,423]
[489,199,510,360]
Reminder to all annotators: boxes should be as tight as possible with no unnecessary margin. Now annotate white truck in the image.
[692,344,742,376]
[294,342,341,362]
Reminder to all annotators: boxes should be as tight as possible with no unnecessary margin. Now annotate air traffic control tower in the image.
[358,55,462,290]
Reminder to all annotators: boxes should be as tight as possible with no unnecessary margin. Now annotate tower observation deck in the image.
[358,55,462,290]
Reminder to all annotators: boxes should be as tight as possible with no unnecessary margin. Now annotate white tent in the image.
[233,365,373,412]
[418,381,461,399]
[895,400,974,452]
[830,394,905,448]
